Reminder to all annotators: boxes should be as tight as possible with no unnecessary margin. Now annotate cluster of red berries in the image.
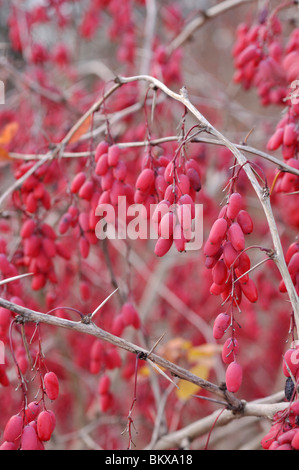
[0,371,59,450]
[232,14,286,104]
[205,191,256,393]
[261,403,299,450]
[280,241,299,296]
[89,339,122,376]
[13,161,52,214]
[111,302,141,337]
[94,141,134,231]
[261,345,299,450]
[205,192,257,305]
[233,18,299,194]
[98,374,114,413]
[134,154,201,257]
[19,219,58,291]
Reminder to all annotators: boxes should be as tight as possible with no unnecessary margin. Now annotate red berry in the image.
[25,402,41,423]
[227,222,245,252]
[95,153,109,176]
[225,361,243,393]
[282,348,299,377]
[121,302,138,326]
[212,259,228,286]
[70,172,86,193]
[108,145,120,167]
[20,219,37,238]
[154,237,173,257]
[98,374,111,395]
[95,141,109,162]
[213,313,230,340]
[240,278,258,303]
[227,193,243,220]
[37,411,54,442]
[100,392,113,412]
[44,372,59,401]
[4,415,23,443]
[136,168,155,192]
[236,210,253,234]
[208,218,228,245]
[21,425,38,450]
[291,430,299,450]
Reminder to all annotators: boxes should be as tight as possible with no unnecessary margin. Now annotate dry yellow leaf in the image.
[0,146,11,161]
[158,337,192,363]
[0,122,19,145]
[69,115,92,144]
[187,343,223,362]
[176,364,210,401]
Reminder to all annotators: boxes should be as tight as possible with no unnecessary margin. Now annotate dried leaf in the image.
[176,364,210,401]
[0,122,19,145]
[0,146,11,161]
[187,343,223,362]
[69,115,92,144]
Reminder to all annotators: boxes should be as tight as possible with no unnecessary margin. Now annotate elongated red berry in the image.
[288,252,299,276]
[25,402,41,423]
[136,168,155,192]
[282,348,299,377]
[173,224,186,253]
[223,241,240,268]
[240,278,258,303]
[20,219,37,238]
[95,141,109,163]
[213,313,230,340]
[44,372,59,401]
[154,237,173,257]
[121,302,138,327]
[237,210,253,234]
[227,222,245,252]
[212,259,228,286]
[227,193,243,220]
[21,425,38,450]
[236,44,261,67]
[208,218,228,245]
[226,361,243,393]
[4,415,23,442]
[70,172,86,193]
[186,167,201,192]
[292,431,299,450]
[95,153,109,176]
[267,128,284,151]
[108,145,120,167]
[37,411,54,442]
[283,123,298,147]
[159,211,175,239]
[98,374,111,395]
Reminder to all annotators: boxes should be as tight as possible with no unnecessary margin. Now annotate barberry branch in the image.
[0,296,242,411]
[115,74,299,333]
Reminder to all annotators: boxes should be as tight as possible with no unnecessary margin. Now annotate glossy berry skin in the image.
[44,372,59,401]
[37,411,54,442]
[225,361,243,393]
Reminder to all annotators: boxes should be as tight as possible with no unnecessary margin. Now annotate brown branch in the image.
[0,297,242,412]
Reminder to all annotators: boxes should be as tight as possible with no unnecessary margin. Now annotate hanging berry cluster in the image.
[133,146,202,257]
[0,370,59,450]
[204,191,256,393]
[261,344,299,450]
